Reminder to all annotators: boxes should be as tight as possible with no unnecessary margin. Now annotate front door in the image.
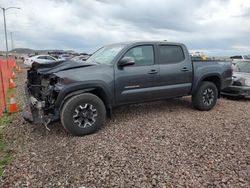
[115,45,159,104]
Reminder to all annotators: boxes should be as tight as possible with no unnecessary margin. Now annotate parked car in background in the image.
[23,41,232,136]
[24,55,57,67]
[48,50,65,59]
[28,54,36,58]
[20,54,28,61]
[230,55,250,65]
[58,54,71,60]
[190,51,209,60]
[72,55,90,62]
[222,60,250,98]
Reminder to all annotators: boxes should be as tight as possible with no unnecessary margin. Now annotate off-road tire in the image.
[61,93,106,136]
[192,81,218,111]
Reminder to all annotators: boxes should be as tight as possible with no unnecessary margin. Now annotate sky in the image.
[0,0,250,55]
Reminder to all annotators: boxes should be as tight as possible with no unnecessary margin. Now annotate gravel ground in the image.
[0,64,250,188]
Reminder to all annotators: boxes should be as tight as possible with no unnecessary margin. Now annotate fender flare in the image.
[191,73,222,94]
[54,81,113,116]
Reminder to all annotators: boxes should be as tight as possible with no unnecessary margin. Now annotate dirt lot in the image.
[0,64,249,188]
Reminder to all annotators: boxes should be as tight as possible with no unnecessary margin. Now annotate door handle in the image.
[148,69,158,74]
[181,67,189,72]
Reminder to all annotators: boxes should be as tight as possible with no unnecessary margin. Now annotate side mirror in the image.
[118,57,135,67]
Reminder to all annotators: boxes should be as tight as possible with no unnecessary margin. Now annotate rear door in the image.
[115,45,160,104]
[155,44,193,98]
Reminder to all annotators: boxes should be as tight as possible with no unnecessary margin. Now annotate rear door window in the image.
[158,45,185,64]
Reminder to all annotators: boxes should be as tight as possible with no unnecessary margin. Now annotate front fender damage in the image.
[22,68,62,127]
[22,60,98,126]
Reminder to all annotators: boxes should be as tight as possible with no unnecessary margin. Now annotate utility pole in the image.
[2,8,8,60]
[0,6,20,113]
[0,7,20,58]
[10,32,14,50]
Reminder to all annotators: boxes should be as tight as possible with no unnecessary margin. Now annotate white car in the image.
[230,55,250,65]
[72,55,90,62]
[58,54,71,60]
[24,55,57,67]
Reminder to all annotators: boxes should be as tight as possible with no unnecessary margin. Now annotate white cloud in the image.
[0,0,249,55]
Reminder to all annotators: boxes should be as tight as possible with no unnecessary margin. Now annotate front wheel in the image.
[61,93,106,136]
[192,81,218,111]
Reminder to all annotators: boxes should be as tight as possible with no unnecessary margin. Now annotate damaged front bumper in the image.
[22,59,88,125]
[22,86,51,125]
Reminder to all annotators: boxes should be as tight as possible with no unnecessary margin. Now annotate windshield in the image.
[86,44,125,65]
[234,61,250,73]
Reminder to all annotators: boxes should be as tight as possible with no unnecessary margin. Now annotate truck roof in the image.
[110,41,184,46]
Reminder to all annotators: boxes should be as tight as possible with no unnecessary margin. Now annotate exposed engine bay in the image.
[24,68,60,126]
[22,60,92,126]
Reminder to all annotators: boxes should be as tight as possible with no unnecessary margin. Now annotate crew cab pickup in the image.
[23,41,233,136]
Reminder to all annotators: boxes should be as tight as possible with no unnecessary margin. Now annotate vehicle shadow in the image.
[221,95,250,102]
[112,97,193,117]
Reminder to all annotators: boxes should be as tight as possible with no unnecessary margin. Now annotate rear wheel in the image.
[192,81,218,111]
[61,93,106,136]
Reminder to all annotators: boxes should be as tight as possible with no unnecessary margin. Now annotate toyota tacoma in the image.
[23,41,233,136]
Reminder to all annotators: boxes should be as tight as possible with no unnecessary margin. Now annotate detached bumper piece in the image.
[22,86,34,123]
[22,87,50,125]
[221,85,250,98]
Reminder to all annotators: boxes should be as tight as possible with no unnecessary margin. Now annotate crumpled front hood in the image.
[32,60,96,74]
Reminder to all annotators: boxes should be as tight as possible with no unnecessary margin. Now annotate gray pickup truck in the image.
[23,41,232,136]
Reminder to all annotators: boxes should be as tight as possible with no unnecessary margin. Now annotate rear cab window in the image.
[158,45,185,64]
